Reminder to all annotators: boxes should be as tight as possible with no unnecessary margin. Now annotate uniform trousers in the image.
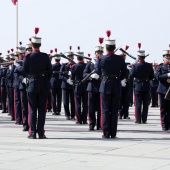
[52,88,62,113]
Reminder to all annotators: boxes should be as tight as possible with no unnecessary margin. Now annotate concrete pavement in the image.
[0,106,170,170]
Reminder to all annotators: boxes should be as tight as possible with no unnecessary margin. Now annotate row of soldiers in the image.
[0,29,170,139]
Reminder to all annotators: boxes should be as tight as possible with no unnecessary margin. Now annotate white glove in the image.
[67,79,73,85]
[68,71,71,76]
[9,65,12,70]
[14,60,20,67]
[121,79,126,87]
[167,73,170,77]
[91,73,99,79]
[127,65,132,70]
[22,78,28,84]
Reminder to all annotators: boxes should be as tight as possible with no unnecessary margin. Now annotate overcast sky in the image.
[0,0,170,63]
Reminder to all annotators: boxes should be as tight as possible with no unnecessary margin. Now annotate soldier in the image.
[71,52,88,124]
[6,53,15,121]
[118,47,131,119]
[95,31,128,138]
[0,63,8,113]
[83,45,103,130]
[13,49,23,125]
[60,49,75,120]
[150,63,158,107]
[51,53,62,115]
[129,50,154,124]
[22,28,52,139]
[155,50,170,130]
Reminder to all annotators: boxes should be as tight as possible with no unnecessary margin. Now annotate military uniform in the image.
[23,46,52,138]
[155,50,170,130]
[96,38,128,138]
[60,62,75,119]
[71,59,88,124]
[129,51,154,124]
[51,61,62,115]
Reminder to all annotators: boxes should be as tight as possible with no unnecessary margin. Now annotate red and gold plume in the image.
[34,27,39,37]
[106,30,111,39]
[138,43,141,50]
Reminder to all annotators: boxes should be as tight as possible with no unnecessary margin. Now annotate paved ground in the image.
[0,106,170,170]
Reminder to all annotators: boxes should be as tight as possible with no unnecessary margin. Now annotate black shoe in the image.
[2,110,7,113]
[162,127,168,131]
[70,117,76,120]
[110,135,116,138]
[83,121,88,124]
[66,116,70,120]
[142,121,147,124]
[48,110,52,112]
[119,116,122,119]
[39,135,47,139]
[28,135,36,139]
[102,134,110,139]
[75,121,82,124]
[23,126,29,131]
[15,122,22,125]
[135,121,141,124]
[124,117,130,119]
[52,112,57,115]
[89,125,94,131]
[56,112,61,115]
[11,117,15,121]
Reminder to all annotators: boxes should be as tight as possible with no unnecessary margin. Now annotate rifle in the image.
[73,53,92,60]
[0,60,22,65]
[114,45,122,53]
[80,69,95,84]
[164,86,170,100]
[119,48,136,60]
[53,53,76,64]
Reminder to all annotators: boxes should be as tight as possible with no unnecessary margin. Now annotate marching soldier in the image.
[60,50,75,120]
[71,52,88,124]
[95,31,128,138]
[83,45,103,130]
[155,50,170,130]
[22,28,52,139]
[51,54,62,115]
[129,50,154,124]
[119,47,130,119]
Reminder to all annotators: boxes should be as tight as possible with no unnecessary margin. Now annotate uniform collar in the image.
[138,59,145,63]
[78,61,84,64]
[32,49,40,52]
[107,52,114,55]
[164,62,170,65]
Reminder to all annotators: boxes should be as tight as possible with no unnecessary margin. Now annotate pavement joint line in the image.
[152,163,170,170]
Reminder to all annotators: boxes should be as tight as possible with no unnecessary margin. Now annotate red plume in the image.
[11,48,14,52]
[29,38,31,42]
[138,43,141,49]
[0,53,2,55]
[70,46,72,51]
[19,41,22,45]
[54,48,57,53]
[106,30,111,38]
[34,27,39,35]
[12,0,18,5]
[7,50,10,54]
[99,37,104,44]
[88,54,91,57]
[50,50,53,54]
[77,46,80,51]
[125,45,129,51]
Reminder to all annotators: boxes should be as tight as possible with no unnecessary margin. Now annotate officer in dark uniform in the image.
[129,51,154,124]
[16,45,31,131]
[71,52,88,124]
[60,52,75,120]
[0,64,8,113]
[95,39,128,138]
[13,50,23,125]
[150,63,158,107]
[83,46,103,130]
[51,54,62,115]
[155,50,170,130]
[22,29,52,139]
[118,52,131,119]
[6,53,15,121]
